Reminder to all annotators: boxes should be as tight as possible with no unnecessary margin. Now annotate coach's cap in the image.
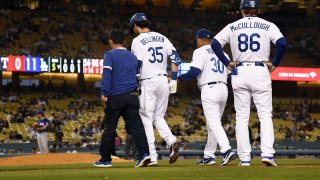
[35,110,44,116]
[195,29,213,40]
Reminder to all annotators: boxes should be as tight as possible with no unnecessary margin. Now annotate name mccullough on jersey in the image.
[230,21,271,32]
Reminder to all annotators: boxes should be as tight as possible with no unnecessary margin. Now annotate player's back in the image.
[193,45,228,87]
[131,31,173,79]
[226,16,282,62]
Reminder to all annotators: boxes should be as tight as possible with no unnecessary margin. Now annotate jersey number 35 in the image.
[148,47,163,63]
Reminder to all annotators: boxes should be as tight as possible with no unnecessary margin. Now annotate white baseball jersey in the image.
[214,15,283,162]
[190,45,229,87]
[191,45,232,158]
[131,31,178,162]
[214,16,284,62]
[131,31,176,79]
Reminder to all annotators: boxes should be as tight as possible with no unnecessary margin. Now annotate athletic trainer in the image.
[93,29,151,168]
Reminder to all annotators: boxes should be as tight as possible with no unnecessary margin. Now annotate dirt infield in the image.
[0,153,131,166]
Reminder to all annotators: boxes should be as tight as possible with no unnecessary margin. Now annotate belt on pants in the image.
[236,62,264,67]
[140,74,167,81]
[201,81,226,87]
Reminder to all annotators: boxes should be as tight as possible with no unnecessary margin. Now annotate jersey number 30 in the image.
[238,33,260,52]
[148,47,163,63]
[211,57,224,73]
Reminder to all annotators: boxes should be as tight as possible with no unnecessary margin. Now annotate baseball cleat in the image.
[239,161,251,167]
[93,160,112,167]
[221,149,237,166]
[262,157,278,167]
[197,157,216,165]
[169,141,181,164]
[135,152,151,168]
[148,161,159,166]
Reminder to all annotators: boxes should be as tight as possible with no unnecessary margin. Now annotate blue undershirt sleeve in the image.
[179,67,201,81]
[211,38,230,67]
[272,37,287,67]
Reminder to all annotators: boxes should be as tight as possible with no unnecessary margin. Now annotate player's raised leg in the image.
[153,77,180,164]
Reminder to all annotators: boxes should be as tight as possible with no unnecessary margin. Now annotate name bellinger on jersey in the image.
[140,35,165,45]
[132,31,177,80]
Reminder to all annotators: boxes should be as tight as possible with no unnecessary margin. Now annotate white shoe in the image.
[262,157,277,167]
[239,161,250,167]
[148,161,159,166]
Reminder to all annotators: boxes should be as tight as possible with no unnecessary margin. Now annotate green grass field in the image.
[0,159,319,180]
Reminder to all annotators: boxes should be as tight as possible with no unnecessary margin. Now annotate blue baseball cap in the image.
[195,29,213,40]
[35,110,44,116]
[129,13,150,34]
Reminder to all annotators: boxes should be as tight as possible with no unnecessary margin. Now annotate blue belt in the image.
[141,74,167,81]
[237,62,264,67]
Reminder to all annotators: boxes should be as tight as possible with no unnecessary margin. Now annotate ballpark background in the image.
[0,0,319,179]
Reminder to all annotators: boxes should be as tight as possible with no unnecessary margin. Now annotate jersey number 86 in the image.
[238,33,261,52]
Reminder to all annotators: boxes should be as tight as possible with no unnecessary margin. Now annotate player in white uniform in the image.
[179,29,237,166]
[211,0,287,167]
[130,13,181,166]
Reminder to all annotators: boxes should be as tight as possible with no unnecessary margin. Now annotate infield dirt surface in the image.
[0,153,130,166]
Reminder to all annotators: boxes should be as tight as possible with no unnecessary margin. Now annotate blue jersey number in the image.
[148,47,163,63]
[211,57,224,73]
[238,33,261,52]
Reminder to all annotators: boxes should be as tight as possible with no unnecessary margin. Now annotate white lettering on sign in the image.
[1,57,9,69]
[15,57,22,70]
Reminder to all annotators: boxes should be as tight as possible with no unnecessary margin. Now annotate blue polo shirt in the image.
[101,47,138,98]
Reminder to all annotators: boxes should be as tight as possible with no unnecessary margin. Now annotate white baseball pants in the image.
[139,75,177,161]
[37,132,49,154]
[201,83,231,158]
[232,64,275,162]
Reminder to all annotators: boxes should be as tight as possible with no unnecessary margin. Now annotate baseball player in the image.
[179,29,237,166]
[130,13,181,166]
[34,110,50,154]
[211,0,287,166]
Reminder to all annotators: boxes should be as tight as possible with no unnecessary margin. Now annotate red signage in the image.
[7,56,25,72]
[271,67,320,82]
[83,58,103,74]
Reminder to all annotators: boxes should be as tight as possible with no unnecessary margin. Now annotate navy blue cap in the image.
[195,29,213,40]
[240,0,260,9]
[35,110,44,116]
[129,13,150,34]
